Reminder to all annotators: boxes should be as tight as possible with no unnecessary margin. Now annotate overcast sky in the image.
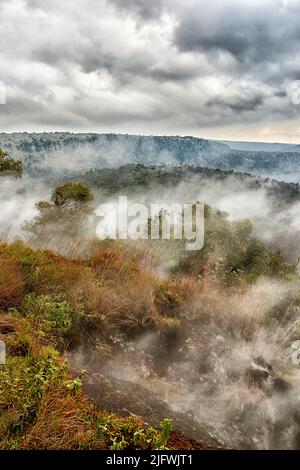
[0,0,300,142]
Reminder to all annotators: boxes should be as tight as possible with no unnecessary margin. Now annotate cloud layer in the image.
[0,0,299,141]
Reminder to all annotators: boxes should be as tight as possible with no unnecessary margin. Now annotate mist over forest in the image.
[1,0,300,456]
[1,133,300,450]
[1,132,300,181]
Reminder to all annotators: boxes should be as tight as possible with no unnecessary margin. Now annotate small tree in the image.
[24,182,94,248]
[0,148,23,178]
[51,182,93,208]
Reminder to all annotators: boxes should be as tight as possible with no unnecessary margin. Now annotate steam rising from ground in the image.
[0,176,54,239]
[3,166,300,449]
[99,173,300,262]
[3,137,300,259]
[80,278,300,450]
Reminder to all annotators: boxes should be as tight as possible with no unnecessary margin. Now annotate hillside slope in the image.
[1,133,300,181]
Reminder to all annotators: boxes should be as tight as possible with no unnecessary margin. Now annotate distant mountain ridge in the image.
[218,140,300,153]
[0,132,300,182]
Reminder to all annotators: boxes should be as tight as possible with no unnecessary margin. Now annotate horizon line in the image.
[0,131,298,147]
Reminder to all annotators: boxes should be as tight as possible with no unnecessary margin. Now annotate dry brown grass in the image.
[0,311,181,450]
[20,387,100,450]
[0,234,235,450]
[0,255,24,309]
[0,315,16,335]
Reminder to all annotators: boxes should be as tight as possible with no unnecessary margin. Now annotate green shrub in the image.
[0,351,65,438]
[20,293,73,336]
[0,148,23,178]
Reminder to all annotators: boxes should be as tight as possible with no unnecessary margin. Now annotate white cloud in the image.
[0,0,299,141]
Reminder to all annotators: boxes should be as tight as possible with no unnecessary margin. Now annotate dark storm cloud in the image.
[207,94,264,113]
[175,1,300,69]
[0,0,299,140]
[177,23,250,59]
[274,91,287,98]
